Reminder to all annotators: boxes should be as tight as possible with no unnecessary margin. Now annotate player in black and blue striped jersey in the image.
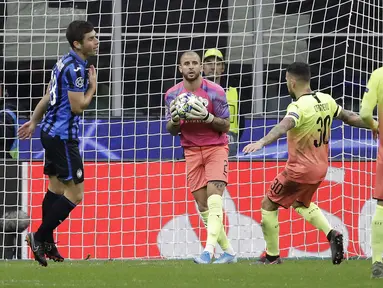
[18,20,98,267]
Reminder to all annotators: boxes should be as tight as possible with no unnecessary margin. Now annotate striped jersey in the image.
[41,50,89,140]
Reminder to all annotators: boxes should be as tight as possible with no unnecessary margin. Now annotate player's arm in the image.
[166,120,181,136]
[18,83,50,139]
[31,84,50,123]
[211,117,230,133]
[243,117,295,154]
[259,117,296,146]
[336,109,375,129]
[68,65,97,114]
[243,103,299,154]
[359,71,379,129]
[210,89,230,133]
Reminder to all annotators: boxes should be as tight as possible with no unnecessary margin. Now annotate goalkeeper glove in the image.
[169,100,180,125]
[185,98,214,123]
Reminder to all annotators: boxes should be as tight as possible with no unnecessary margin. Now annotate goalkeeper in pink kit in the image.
[165,51,236,264]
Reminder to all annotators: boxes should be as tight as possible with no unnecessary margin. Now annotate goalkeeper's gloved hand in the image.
[185,98,214,123]
[169,100,180,125]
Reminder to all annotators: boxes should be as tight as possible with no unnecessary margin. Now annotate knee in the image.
[207,181,226,197]
[73,192,84,204]
[196,201,208,212]
[64,183,84,205]
[292,201,305,210]
[261,196,278,211]
[48,176,65,195]
[66,190,83,205]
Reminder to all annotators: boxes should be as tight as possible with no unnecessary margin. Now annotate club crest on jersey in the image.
[197,96,209,107]
[76,169,83,179]
[75,77,84,88]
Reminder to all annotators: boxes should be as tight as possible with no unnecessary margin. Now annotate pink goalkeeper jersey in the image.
[165,78,230,147]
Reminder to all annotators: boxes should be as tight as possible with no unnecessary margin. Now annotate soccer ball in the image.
[175,92,197,118]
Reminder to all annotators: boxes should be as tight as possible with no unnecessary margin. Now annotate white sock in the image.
[223,244,235,256]
[204,244,215,257]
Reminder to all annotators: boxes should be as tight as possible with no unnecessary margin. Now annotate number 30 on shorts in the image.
[270,178,283,195]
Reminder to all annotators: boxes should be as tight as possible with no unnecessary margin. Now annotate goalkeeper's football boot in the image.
[25,232,48,267]
[213,252,238,264]
[371,262,383,279]
[327,229,344,265]
[44,242,64,262]
[193,251,212,264]
[252,251,282,265]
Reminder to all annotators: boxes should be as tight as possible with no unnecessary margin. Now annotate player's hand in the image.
[18,120,37,140]
[243,141,264,154]
[372,120,379,140]
[186,98,214,123]
[169,100,180,124]
[88,65,97,91]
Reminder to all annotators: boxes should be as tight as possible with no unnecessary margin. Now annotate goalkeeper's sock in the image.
[42,190,61,243]
[35,196,76,242]
[200,210,209,228]
[204,195,223,257]
[261,209,280,256]
[294,203,332,236]
[200,209,235,255]
[371,204,383,264]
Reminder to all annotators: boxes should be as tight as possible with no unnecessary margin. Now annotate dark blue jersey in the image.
[41,50,89,140]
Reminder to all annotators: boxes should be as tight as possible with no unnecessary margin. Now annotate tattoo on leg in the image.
[208,181,227,190]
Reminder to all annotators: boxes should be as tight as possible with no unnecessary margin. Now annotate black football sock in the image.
[34,196,76,242]
[42,190,61,243]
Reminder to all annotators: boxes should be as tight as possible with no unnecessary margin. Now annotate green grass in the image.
[0,259,381,287]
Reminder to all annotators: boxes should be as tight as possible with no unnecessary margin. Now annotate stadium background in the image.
[0,0,381,261]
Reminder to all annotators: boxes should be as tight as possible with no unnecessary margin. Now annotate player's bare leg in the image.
[193,187,236,264]
[371,200,383,278]
[293,201,344,265]
[253,196,282,265]
[194,181,236,264]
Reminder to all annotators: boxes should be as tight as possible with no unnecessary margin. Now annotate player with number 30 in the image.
[243,62,377,265]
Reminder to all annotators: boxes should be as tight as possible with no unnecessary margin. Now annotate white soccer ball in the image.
[175,92,197,119]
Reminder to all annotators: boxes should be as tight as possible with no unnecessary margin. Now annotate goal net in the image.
[0,0,381,260]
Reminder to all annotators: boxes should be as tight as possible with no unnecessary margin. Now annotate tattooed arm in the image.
[336,109,376,129]
[211,117,230,133]
[243,117,296,154]
[259,117,296,146]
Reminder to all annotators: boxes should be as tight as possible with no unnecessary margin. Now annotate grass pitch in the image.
[0,259,381,287]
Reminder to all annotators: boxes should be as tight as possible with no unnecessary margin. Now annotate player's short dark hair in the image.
[286,62,311,82]
[66,20,94,49]
[179,51,201,64]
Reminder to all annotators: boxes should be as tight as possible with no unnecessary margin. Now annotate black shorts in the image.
[41,130,84,184]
